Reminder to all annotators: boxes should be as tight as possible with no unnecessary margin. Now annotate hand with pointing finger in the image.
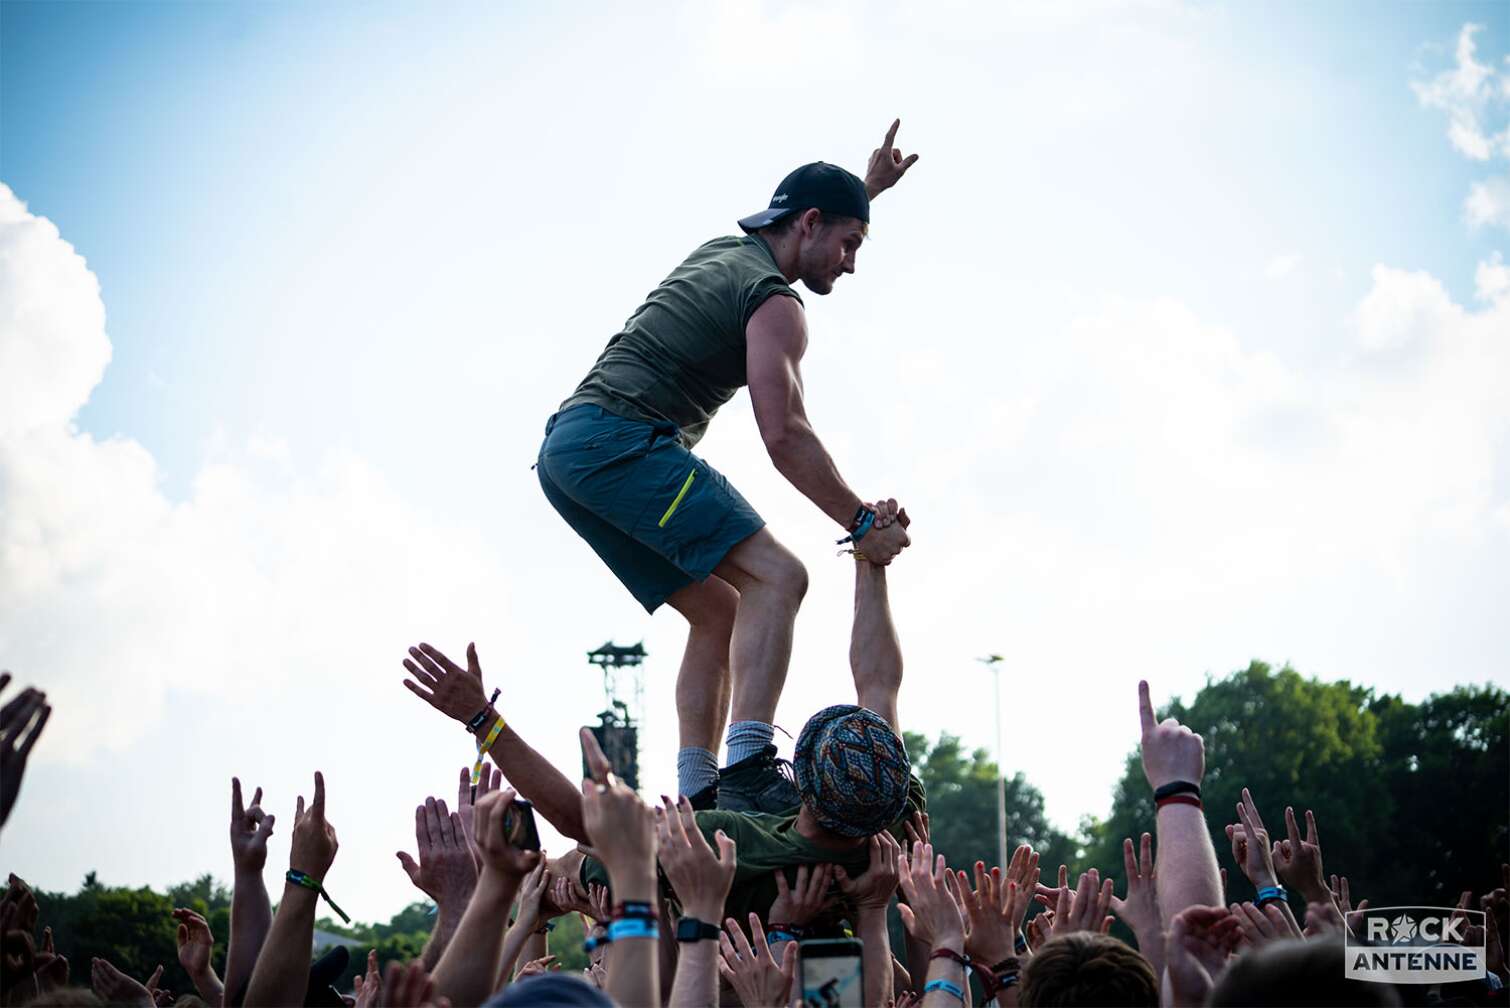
[1137,680,1204,790]
[865,119,920,199]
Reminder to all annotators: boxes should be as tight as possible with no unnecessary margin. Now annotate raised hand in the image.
[512,857,551,934]
[1303,899,1345,937]
[403,642,488,726]
[515,955,558,980]
[902,810,930,848]
[1048,869,1115,938]
[1138,681,1204,790]
[864,119,920,199]
[352,950,381,1008]
[858,498,911,565]
[1271,807,1328,902]
[1165,906,1240,1008]
[957,845,1040,965]
[1226,788,1277,889]
[34,925,70,992]
[471,789,542,881]
[290,771,339,880]
[172,907,217,983]
[91,958,156,1008]
[550,874,602,922]
[769,863,835,928]
[0,673,52,829]
[456,765,503,869]
[1111,834,1163,980]
[895,841,966,951]
[835,831,903,913]
[719,914,797,1008]
[579,728,655,899]
[396,797,478,910]
[655,794,736,922]
[230,778,276,876]
[1230,900,1300,947]
[378,959,452,1008]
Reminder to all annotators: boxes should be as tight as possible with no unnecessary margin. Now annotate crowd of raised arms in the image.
[2,515,1506,1007]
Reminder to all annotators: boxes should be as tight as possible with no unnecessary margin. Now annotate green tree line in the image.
[24,662,1506,993]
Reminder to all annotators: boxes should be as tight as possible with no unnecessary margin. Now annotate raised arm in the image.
[1137,682,1222,922]
[848,508,908,730]
[402,641,588,841]
[225,778,275,1007]
[747,296,861,528]
[431,789,539,1007]
[244,773,340,1008]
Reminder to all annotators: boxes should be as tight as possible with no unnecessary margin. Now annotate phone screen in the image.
[798,938,864,1008]
[502,799,541,850]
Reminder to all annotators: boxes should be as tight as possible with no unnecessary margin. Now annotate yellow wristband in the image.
[471,716,506,786]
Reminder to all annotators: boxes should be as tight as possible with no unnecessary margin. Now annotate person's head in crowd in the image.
[1019,932,1158,1007]
[1210,936,1404,1006]
[793,704,910,838]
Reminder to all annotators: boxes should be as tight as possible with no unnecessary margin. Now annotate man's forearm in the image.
[420,903,466,971]
[471,712,589,842]
[1154,806,1222,921]
[858,908,894,1008]
[433,872,519,1007]
[243,885,318,1008]
[224,871,273,1007]
[850,562,902,727]
[668,939,720,1008]
[766,422,864,527]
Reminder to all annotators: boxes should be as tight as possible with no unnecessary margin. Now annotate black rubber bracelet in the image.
[466,707,491,732]
[1153,780,1201,801]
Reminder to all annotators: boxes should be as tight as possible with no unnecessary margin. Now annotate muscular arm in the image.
[850,561,902,731]
[746,295,865,528]
[471,709,589,842]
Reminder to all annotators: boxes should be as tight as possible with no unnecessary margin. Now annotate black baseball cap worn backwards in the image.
[738,161,870,233]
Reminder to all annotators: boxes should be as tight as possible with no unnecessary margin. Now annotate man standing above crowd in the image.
[535,122,920,811]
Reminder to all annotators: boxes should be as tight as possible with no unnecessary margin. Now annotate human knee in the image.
[769,552,809,604]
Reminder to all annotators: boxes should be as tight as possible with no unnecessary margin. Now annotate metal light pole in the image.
[978,654,1007,871]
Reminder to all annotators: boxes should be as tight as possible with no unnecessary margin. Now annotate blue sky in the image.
[2,0,1507,923]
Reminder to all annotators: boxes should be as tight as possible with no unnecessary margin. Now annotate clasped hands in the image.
[857,497,912,565]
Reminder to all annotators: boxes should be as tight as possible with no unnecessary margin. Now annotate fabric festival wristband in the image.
[614,901,655,919]
[1256,885,1288,906]
[924,979,966,1002]
[930,948,971,969]
[466,687,502,733]
[767,930,799,945]
[471,715,507,788]
[1152,780,1202,800]
[606,918,659,941]
[1155,793,1203,811]
[836,508,877,545]
[285,870,351,924]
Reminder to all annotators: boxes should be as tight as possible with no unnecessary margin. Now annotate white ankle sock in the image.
[725,720,774,766]
[677,746,718,796]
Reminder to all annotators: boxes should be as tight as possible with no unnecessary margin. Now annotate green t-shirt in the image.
[581,775,926,924]
[560,235,802,448]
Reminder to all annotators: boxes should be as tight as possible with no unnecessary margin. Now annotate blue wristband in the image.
[1255,885,1288,906]
[836,508,877,545]
[924,979,966,1002]
[767,930,799,945]
[607,918,660,941]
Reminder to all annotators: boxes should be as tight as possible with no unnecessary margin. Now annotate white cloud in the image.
[0,186,110,438]
[1412,23,1508,162]
[1476,250,1510,302]
[1465,174,1510,231]
[0,186,527,761]
[1266,252,1302,279]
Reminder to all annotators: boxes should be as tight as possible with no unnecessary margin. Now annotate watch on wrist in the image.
[675,917,721,943]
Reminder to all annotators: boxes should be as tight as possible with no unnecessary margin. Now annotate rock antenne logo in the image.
[1389,915,1418,943]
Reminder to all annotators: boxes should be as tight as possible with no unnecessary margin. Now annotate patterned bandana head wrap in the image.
[793,704,910,837]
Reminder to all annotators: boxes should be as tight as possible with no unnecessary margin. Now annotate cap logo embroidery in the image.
[772,194,789,203]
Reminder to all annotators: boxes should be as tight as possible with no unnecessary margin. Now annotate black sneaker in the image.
[686,779,719,811]
[716,744,802,815]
